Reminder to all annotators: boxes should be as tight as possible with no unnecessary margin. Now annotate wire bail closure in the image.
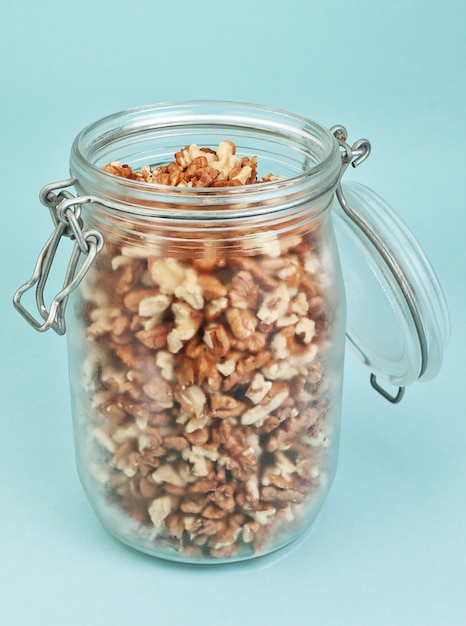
[13,178,104,335]
[331,125,410,403]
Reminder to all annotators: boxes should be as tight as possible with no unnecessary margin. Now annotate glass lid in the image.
[333,182,450,397]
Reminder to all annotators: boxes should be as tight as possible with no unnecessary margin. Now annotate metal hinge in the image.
[13,178,104,335]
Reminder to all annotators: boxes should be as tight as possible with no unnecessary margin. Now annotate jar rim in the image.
[69,100,342,217]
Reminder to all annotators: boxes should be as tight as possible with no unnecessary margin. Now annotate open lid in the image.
[333,182,450,401]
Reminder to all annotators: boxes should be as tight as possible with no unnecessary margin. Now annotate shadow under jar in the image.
[64,102,346,563]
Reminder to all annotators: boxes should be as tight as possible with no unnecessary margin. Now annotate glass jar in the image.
[14,101,449,564]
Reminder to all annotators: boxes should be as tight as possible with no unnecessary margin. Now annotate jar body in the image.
[66,102,346,563]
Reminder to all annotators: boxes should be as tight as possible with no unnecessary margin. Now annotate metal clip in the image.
[330,126,407,404]
[370,375,405,404]
[13,179,104,335]
[330,125,371,172]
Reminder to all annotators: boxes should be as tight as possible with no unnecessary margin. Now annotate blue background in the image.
[1,1,465,624]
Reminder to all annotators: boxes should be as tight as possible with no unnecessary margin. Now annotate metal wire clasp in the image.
[330,126,405,404]
[330,125,371,173]
[13,179,104,335]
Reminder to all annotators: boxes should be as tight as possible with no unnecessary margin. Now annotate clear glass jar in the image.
[67,102,345,562]
[14,101,449,564]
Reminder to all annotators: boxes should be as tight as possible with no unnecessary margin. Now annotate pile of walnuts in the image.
[103,141,280,187]
[78,142,333,560]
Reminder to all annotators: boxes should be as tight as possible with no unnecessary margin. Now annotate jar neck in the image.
[69,101,342,221]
